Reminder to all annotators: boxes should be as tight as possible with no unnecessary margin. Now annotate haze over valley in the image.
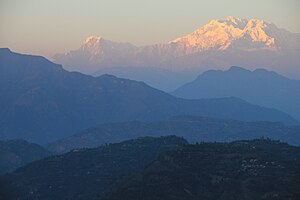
[0,1,300,199]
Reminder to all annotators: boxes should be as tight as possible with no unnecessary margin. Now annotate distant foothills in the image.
[172,66,300,121]
[52,16,300,90]
[0,47,299,144]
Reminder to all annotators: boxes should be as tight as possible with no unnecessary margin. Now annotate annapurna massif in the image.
[53,16,300,90]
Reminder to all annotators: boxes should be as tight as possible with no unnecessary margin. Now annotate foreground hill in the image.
[3,138,299,200]
[173,66,300,120]
[103,139,300,200]
[0,140,50,174]
[48,116,300,153]
[1,48,297,143]
[0,136,187,200]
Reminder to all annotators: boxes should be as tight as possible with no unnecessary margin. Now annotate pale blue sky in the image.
[0,0,299,57]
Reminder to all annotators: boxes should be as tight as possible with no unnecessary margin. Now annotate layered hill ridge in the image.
[0,48,298,143]
[172,66,300,120]
[53,17,300,91]
[47,116,300,154]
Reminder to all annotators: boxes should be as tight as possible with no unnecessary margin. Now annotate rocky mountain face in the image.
[53,17,300,91]
[169,16,299,53]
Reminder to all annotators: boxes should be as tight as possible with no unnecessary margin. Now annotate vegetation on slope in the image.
[103,139,300,200]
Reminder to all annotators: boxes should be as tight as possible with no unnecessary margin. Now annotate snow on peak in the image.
[53,16,300,76]
[243,19,276,46]
[81,36,105,55]
[83,36,102,45]
[224,16,248,29]
[170,16,278,51]
[226,16,240,24]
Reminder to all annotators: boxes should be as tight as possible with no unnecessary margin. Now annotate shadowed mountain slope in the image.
[0,139,50,175]
[173,66,300,120]
[1,48,297,143]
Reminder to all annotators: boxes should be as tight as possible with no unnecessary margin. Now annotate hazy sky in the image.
[0,0,299,58]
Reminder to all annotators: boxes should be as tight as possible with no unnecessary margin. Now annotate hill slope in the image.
[0,139,50,174]
[47,116,300,153]
[1,48,297,143]
[103,139,300,200]
[172,66,300,120]
[0,136,187,200]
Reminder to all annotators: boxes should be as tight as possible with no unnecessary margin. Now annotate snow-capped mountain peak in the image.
[53,16,300,80]
[243,19,275,46]
[81,36,104,55]
[170,16,279,51]
[83,36,102,44]
[225,16,247,27]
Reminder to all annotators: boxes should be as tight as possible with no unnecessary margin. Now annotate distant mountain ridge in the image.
[47,116,300,153]
[0,48,298,143]
[172,66,300,120]
[53,17,300,90]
